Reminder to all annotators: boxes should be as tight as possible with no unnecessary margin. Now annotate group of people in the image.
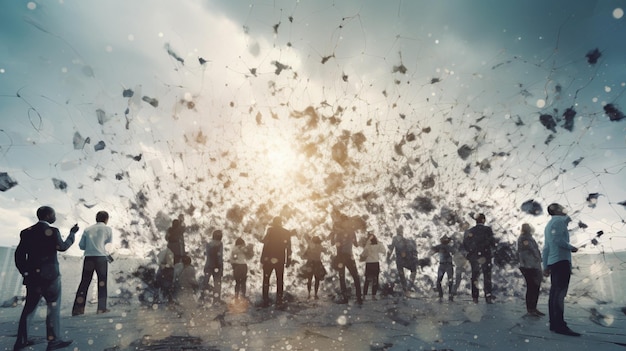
[13,201,582,350]
[13,207,113,351]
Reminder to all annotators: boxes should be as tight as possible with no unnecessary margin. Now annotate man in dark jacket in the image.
[462,213,496,304]
[14,206,78,351]
[260,217,292,307]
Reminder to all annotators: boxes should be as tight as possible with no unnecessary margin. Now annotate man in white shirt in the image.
[72,211,113,316]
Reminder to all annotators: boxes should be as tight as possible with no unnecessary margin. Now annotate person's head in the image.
[181,255,192,266]
[440,235,451,244]
[311,235,321,244]
[547,203,566,216]
[172,219,181,227]
[212,230,223,241]
[521,223,534,235]
[396,225,404,237]
[36,206,56,223]
[96,210,109,224]
[369,234,378,245]
[271,216,283,227]
[235,237,245,246]
[475,213,486,224]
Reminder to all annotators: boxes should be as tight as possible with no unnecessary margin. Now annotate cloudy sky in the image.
[0,0,625,255]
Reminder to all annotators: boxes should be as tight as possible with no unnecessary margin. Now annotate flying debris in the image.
[478,158,491,172]
[585,48,601,64]
[562,107,576,131]
[96,109,110,125]
[128,154,142,162]
[321,54,334,64]
[122,88,134,98]
[604,103,625,121]
[572,157,584,167]
[521,199,542,215]
[52,178,67,192]
[198,57,208,65]
[586,193,601,208]
[271,61,291,75]
[142,96,159,107]
[410,196,436,213]
[164,43,184,65]
[618,200,626,208]
[539,114,557,133]
[0,172,18,191]
[73,132,90,149]
[578,221,588,229]
[94,140,106,151]
[392,64,407,74]
[331,141,348,165]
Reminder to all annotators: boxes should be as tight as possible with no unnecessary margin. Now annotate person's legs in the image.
[338,262,348,299]
[396,261,407,291]
[73,257,96,315]
[482,261,493,300]
[345,259,362,302]
[528,268,542,311]
[15,284,43,346]
[372,262,380,297]
[43,277,62,342]
[436,265,445,298]
[275,264,285,304]
[469,259,480,300]
[93,256,108,312]
[453,262,464,295]
[213,269,223,301]
[520,267,537,312]
[241,264,248,298]
[262,264,271,303]
[445,263,454,298]
[549,260,571,331]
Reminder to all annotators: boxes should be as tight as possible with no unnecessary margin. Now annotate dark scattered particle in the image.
[198,57,208,65]
[271,61,291,75]
[618,200,626,208]
[115,173,124,180]
[604,103,625,121]
[457,144,473,160]
[0,172,18,191]
[562,107,576,131]
[321,55,334,64]
[478,158,491,172]
[463,164,471,174]
[164,43,184,65]
[410,196,436,213]
[572,157,584,167]
[142,96,159,107]
[521,199,542,216]
[585,48,601,64]
[96,109,108,125]
[587,193,601,208]
[430,77,441,84]
[392,64,407,74]
[578,221,588,229]
[122,89,134,98]
[52,178,67,191]
[94,140,106,151]
[540,114,557,133]
[544,134,555,145]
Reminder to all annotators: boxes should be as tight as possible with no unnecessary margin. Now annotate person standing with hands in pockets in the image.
[542,203,580,336]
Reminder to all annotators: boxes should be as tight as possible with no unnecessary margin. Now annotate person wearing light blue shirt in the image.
[72,211,113,316]
[542,203,579,337]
